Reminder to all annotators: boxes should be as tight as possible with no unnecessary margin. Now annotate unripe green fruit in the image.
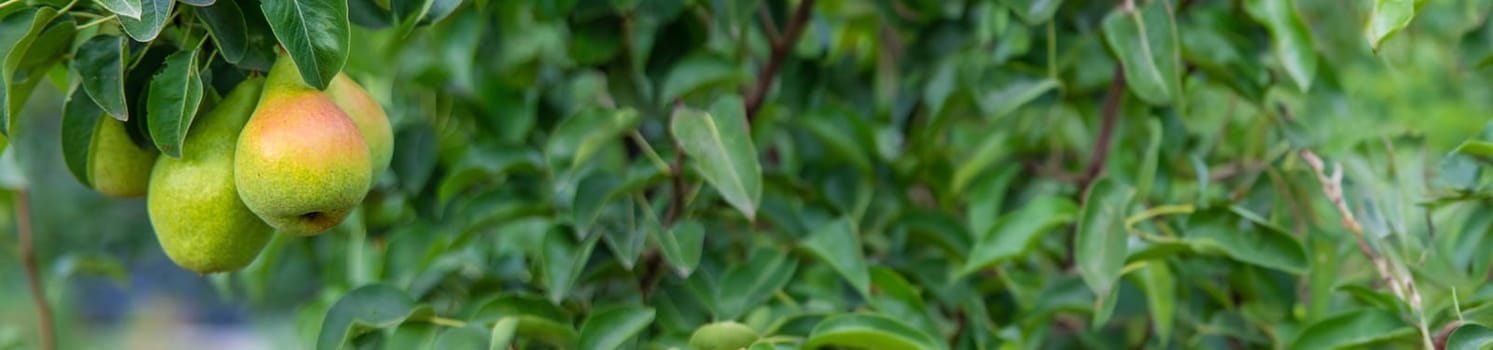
[326,73,393,181]
[689,321,759,350]
[89,117,156,197]
[235,53,372,235]
[148,77,273,273]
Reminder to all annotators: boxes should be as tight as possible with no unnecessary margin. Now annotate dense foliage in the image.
[9,0,1493,348]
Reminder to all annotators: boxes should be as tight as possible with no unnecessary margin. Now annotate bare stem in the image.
[1298,149,1432,348]
[1080,65,1126,192]
[744,0,816,120]
[16,191,53,350]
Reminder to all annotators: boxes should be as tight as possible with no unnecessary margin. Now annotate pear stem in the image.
[15,191,54,350]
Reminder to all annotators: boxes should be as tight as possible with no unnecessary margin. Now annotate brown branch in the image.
[744,0,816,120]
[1299,149,1432,347]
[756,3,781,44]
[1080,65,1126,192]
[1024,161,1085,183]
[16,191,53,350]
[1434,320,1462,350]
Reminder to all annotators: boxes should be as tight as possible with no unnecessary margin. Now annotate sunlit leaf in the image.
[261,0,349,89]
[1244,0,1318,91]
[671,95,762,220]
[145,49,205,158]
[1101,1,1180,105]
[804,314,945,350]
[1366,0,1415,51]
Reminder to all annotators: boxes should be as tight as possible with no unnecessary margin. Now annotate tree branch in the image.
[756,3,781,44]
[1080,65,1126,192]
[16,191,53,350]
[1298,149,1432,348]
[745,0,816,120]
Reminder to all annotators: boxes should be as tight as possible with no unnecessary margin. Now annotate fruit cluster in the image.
[79,53,393,274]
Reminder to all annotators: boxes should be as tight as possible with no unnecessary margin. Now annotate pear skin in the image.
[326,73,393,181]
[90,117,156,197]
[148,77,273,273]
[235,54,371,235]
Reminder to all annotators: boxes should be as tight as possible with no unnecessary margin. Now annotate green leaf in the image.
[1366,0,1415,51]
[577,305,656,350]
[545,107,640,172]
[61,88,104,188]
[1131,260,1175,346]
[1447,323,1493,350]
[95,0,144,19]
[197,0,250,64]
[659,54,743,103]
[799,217,871,298]
[657,219,705,277]
[598,195,649,270]
[867,267,941,341]
[1101,1,1180,105]
[1135,118,1161,199]
[1454,140,1493,158]
[1074,178,1134,297]
[541,229,600,304]
[434,326,489,349]
[0,8,55,135]
[571,172,623,234]
[717,248,797,320]
[487,317,518,350]
[261,0,349,89]
[1244,0,1318,91]
[316,284,433,350]
[1287,309,1416,350]
[470,295,578,347]
[671,95,762,220]
[119,0,173,41]
[76,35,129,121]
[1182,207,1309,274]
[804,314,945,350]
[970,77,1058,118]
[895,210,973,260]
[180,0,215,7]
[1461,15,1493,69]
[1004,0,1063,25]
[145,49,205,158]
[960,196,1078,277]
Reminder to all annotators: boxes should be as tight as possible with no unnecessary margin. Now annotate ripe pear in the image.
[148,77,273,273]
[90,117,157,197]
[235,54,371,235]
[326,73,393,181]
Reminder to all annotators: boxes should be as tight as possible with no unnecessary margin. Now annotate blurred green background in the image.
[5,0,1493,348]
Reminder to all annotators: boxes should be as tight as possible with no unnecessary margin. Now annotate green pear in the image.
[326,73,393,181]
[90,117,157,197]
[148,77,273,273]
[235,54,371,235]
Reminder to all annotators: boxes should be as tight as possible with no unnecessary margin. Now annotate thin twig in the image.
[16,191,53,350]
[1080,65,1126,192]
[1299,149,1432,348]
[744,0,816,120]
[756,3,781,43]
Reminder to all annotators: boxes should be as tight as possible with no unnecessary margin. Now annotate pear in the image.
[148,77,273,273]
[326,73,393,181]
[90,117,157,197]
[235,54,371,235]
